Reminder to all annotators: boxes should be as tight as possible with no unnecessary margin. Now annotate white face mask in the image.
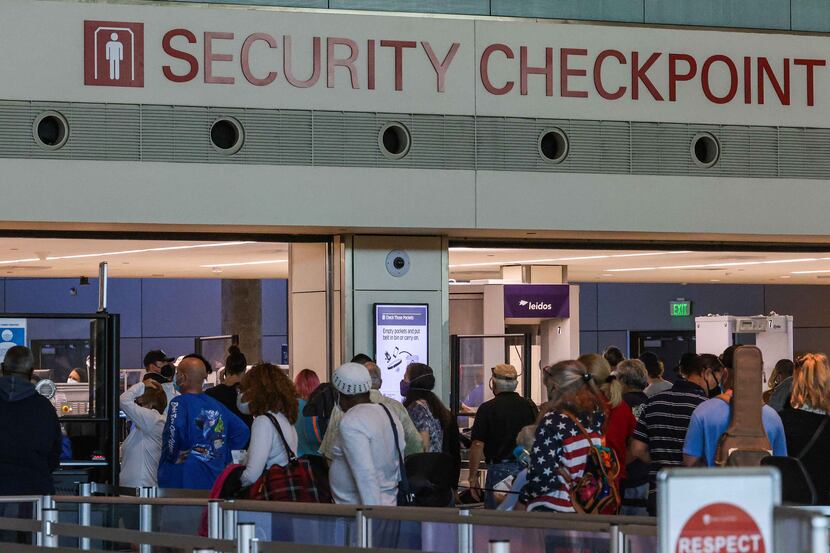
[236,393,251,415]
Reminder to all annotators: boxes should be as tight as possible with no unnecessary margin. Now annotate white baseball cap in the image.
[332,362,372,396]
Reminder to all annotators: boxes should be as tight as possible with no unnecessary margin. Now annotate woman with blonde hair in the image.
[779,353,830,504]
[578,354,636,488]
[519,359,617,513]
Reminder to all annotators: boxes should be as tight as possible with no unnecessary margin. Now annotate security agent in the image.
[467,364,538,508]
[0,346,62,496]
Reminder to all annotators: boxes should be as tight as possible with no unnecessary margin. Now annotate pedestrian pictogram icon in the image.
[84,20,144,87]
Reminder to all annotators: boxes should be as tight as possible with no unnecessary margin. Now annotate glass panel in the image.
[0,501,38,546]
[235,511,356,546]
[628,534,659,553]
[474,525,610,553]
[370,519,458,552]
[455,335,529,421]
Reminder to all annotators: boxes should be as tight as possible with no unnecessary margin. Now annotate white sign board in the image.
[374,304,428,401]
[1,0,829,126]
[659,468,780,553]
[0,318,27,360]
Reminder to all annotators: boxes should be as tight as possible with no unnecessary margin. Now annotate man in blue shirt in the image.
[683,354,787,467]
[158,356,250,489]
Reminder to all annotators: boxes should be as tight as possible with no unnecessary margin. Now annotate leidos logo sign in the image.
[518,299,552,311]
[83,20,144,87]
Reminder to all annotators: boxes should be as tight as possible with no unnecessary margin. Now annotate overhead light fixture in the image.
[0,257,40,265]
[790,269,830,275]
[449,250,692,269]
[608,256,828,273]
[46,241,255,261]
[201,259,288,268]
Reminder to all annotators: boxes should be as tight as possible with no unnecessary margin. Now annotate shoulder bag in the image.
[247,413,331,503]
[379,404,414,506]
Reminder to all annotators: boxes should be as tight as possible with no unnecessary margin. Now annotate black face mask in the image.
[160,364,176,382]
[705,371,723,399]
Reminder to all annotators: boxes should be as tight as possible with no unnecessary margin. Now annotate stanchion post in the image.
[237,522,255,553]
[223,501,238,540]
[208,500,222,539]
[41,508,58,548]
[78,482,92,550]
[609,524,625,553]
[458,509,473,553]
[489,540,510,553]
[356,510,372,548]
[138,487,153,553]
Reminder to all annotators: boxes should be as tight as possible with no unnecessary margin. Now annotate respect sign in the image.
[658,468,778,553]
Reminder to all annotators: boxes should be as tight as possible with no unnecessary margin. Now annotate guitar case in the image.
[715,346,772,467]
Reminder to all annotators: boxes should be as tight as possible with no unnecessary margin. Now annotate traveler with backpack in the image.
[519,360,620,514]
[683,347,787,467]
[778,353,830,504]
[401,363,461,506]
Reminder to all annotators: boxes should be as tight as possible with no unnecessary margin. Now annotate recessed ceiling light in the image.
[780,275,791,279]
[201,259,288,268]
[710,279,721,282]
[46,241,255,261]
[790,269,830,275]
[0,257,40,266]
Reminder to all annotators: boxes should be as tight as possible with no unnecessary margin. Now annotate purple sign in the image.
[503,284,570,318]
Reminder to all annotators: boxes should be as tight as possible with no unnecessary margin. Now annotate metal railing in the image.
[0,488,661,553]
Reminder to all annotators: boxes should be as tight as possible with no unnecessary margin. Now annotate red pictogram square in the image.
[84,20,144,87]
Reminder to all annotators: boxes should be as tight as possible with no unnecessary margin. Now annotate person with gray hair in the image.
[615,358,650,515]
[319,359,423,459]
[328,362,405,505]
[468,364,538,508]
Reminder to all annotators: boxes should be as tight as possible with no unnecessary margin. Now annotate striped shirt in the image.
[631,379,707,500]
[519,409,605,512]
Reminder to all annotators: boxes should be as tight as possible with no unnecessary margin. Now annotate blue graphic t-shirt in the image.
[158,393,250,489]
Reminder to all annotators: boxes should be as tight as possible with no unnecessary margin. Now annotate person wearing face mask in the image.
[683,347,787,468]
[328,362,405,505]
[238,364,300,487]
[319,356,422,460]
[204,346,253,428]
[401,363,462,505]
[629,354,715,515]
[468,364,538,508]
[157,356,250,490]
[119,378,167,488]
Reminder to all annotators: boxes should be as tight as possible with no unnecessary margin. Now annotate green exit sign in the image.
[670,300,692,317]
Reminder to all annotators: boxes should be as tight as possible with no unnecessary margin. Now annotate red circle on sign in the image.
[676,502,765,553]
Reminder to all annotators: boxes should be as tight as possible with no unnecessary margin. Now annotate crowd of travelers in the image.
[0,341,827,517]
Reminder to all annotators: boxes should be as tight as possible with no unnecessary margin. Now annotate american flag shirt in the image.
[519,409,605,512]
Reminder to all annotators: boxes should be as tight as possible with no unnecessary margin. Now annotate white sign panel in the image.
[374,304,428,401]
[659,468,780,553]
[0,0,829,126]
[0,318,27,360]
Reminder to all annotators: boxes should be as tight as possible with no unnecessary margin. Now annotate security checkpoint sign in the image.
[374,304,429,401]
[0,318,27,360]
[659,468,780,553]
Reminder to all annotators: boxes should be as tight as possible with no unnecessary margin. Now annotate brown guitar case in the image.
[715,346,772,467]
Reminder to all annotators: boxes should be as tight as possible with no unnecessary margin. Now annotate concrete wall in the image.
[348,235,450,399]
[170,0,830,32]
[580,283,830,357]
[0,278,288,368]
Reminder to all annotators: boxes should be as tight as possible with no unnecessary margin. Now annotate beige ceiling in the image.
[0,238,829,284]
[0,239,290,279]
[449,248,830,285]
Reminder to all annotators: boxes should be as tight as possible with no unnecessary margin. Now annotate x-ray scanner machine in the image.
[695,314,794,381]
